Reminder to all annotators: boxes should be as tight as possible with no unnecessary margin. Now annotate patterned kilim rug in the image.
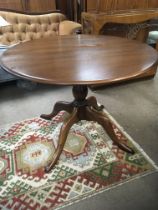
[0,109,157,210]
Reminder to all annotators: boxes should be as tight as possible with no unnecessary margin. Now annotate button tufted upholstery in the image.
[0,11,82,45]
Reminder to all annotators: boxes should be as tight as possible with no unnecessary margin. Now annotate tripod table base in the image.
[41,85,135,172]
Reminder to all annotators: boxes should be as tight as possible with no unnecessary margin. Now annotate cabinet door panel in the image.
[86,0,158,12]
[87,0,97,11]
[25,0,56,12]
[0,0,23,10]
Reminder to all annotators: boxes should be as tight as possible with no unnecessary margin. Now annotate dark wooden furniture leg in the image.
[40,101,74,120]
[41,85,134,172]
[45,107,79,172]
[85,107,134,153]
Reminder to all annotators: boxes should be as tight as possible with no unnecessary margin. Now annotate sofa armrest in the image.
[59,20,82,35]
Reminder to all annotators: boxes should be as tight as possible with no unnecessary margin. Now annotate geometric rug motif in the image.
[0,110,157,210]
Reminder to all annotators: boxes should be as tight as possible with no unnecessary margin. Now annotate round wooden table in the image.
[1,35,158,172]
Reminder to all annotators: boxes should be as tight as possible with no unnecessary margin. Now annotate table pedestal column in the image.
[41,85,134,172]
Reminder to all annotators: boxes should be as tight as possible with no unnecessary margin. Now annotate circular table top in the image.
[1,35,158,85]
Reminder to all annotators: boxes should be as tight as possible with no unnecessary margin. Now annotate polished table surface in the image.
[1,35,158,172]
[1,35,158,85]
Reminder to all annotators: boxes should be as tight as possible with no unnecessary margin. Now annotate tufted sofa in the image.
[0,10,81,46]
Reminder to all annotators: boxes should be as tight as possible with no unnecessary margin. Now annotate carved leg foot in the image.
[87,96,104,111]
[45,108,79,172]
[41,101,74,120]
[85,107,135,154]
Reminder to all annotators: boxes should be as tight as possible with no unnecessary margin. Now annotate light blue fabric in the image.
[0,47,17,83]
[149,31,158,41]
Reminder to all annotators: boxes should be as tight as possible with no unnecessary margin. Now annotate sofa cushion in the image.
[0,12,67,45]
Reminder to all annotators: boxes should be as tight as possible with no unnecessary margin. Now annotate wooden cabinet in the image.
[23,0,56,12]
[0,0,23,11]
[0,0,56,12]
[87,0,98,11]
[86,0,158,12]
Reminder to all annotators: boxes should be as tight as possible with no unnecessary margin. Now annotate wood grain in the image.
[1,35,158,85]
[86,0,158,12]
